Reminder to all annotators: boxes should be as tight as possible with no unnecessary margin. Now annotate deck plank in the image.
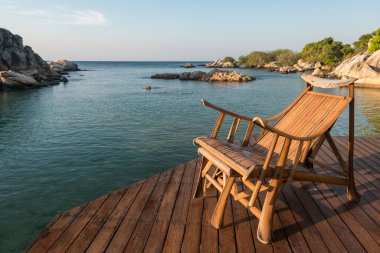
[66,188,126,253]
[105,174,160,252]
[143,165,186,253]
[87,181,144,253]
[27,204,87,253]
[161,159,197,252]
[48,195,109,253]
[181,159,204,253]
[26,137,380,253]
[124,169,174,252]
[231,182,256,253]
[200,187,219,253]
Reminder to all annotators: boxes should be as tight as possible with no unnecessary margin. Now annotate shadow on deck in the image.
[26,137,380,252]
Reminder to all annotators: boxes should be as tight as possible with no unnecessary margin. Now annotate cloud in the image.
[1,4,109,26]
[12,9,50,17]
[66,10,108,25]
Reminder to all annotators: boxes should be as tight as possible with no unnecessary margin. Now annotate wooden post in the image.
[210,176,235,229]
[347,82,360,201]
[257,138,291,244]
[194,157,209,198]
[306,82,313,90]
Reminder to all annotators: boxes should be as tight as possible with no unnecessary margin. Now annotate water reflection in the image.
[356,88,380,135]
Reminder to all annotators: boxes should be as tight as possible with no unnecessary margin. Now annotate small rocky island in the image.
[0,28,79,90]
[151,69,254,82]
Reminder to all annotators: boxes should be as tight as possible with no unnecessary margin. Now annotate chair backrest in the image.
[255,91,351,162]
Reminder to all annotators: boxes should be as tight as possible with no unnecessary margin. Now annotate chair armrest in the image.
[201,99,252,122]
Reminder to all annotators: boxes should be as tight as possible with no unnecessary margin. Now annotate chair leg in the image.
[347,167,360,201]
[210,176,235,229]
[257,179,281,244]
[194,157,213,198]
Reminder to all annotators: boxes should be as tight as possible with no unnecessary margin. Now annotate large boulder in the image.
[0,70,44,89]
[179,71,207,80]
[296,59,315,71]
[365,49,380,71]
[331,50,380,87]
[263,61,279,70]
[277,66,297,74]
[332,52,372,78]
[206,69,254,82]
[312,67,324,77]
[48,59,79,73]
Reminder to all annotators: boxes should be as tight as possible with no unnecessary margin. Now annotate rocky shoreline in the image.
[202,52,380,87]
[0,28,79,91]
[152,69,254,82]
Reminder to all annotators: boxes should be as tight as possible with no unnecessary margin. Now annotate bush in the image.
[271,49,300,66]
[237,51,273,67]
[301,37,354,66]
[222,56,236,63]
[368,35,380,53]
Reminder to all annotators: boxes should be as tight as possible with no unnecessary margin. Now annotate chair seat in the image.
[194,136,268,176]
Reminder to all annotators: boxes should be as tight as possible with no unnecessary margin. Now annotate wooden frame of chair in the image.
[193,80,360,244]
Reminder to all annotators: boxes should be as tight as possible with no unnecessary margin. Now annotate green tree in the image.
[368,36,380,53]
[271,49,300,66]
[237,51,273,67]
[223,56,236,63]
[353,34,372,53]
[301,37,353,66]
[372,28,380,36]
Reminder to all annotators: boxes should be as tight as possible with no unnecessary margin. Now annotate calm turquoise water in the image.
[1,62,380,252]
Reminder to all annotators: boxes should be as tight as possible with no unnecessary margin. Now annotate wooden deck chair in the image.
[193,74,360,244]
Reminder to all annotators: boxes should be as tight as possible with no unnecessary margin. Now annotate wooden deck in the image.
[26,137,380,253]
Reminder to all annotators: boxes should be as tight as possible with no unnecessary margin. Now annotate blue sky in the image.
[0,0,379,61]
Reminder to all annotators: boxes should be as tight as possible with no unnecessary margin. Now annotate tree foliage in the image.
[237,49,299,67]
[222,56,236,63]
[353,28,380,53]
[368,35,380,53]
[235,27,380,68]
[237,51,273,67]
[301,37,354,66]
[271,49,299,66]
[353,34,372,53]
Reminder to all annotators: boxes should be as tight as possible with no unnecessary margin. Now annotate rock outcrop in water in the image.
[49,59,79,74]
[151,73,179,79]
[0,28,78,90]
[151,69,254,82]
[330,50,380,87]
[181,63,194,68]
[0,70,45,89]
[206,59,237,68]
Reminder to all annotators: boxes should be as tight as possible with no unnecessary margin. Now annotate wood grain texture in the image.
[26,137,380,253]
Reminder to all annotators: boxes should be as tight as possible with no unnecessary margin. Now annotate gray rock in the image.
[151,73,179,79]
[205,59,237,68]
[0,28,61,90]
[0,70,43,89]
[156,69,253,82]
[1,51,11,67]
[182,63,194,68]
[48,59,79,73]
